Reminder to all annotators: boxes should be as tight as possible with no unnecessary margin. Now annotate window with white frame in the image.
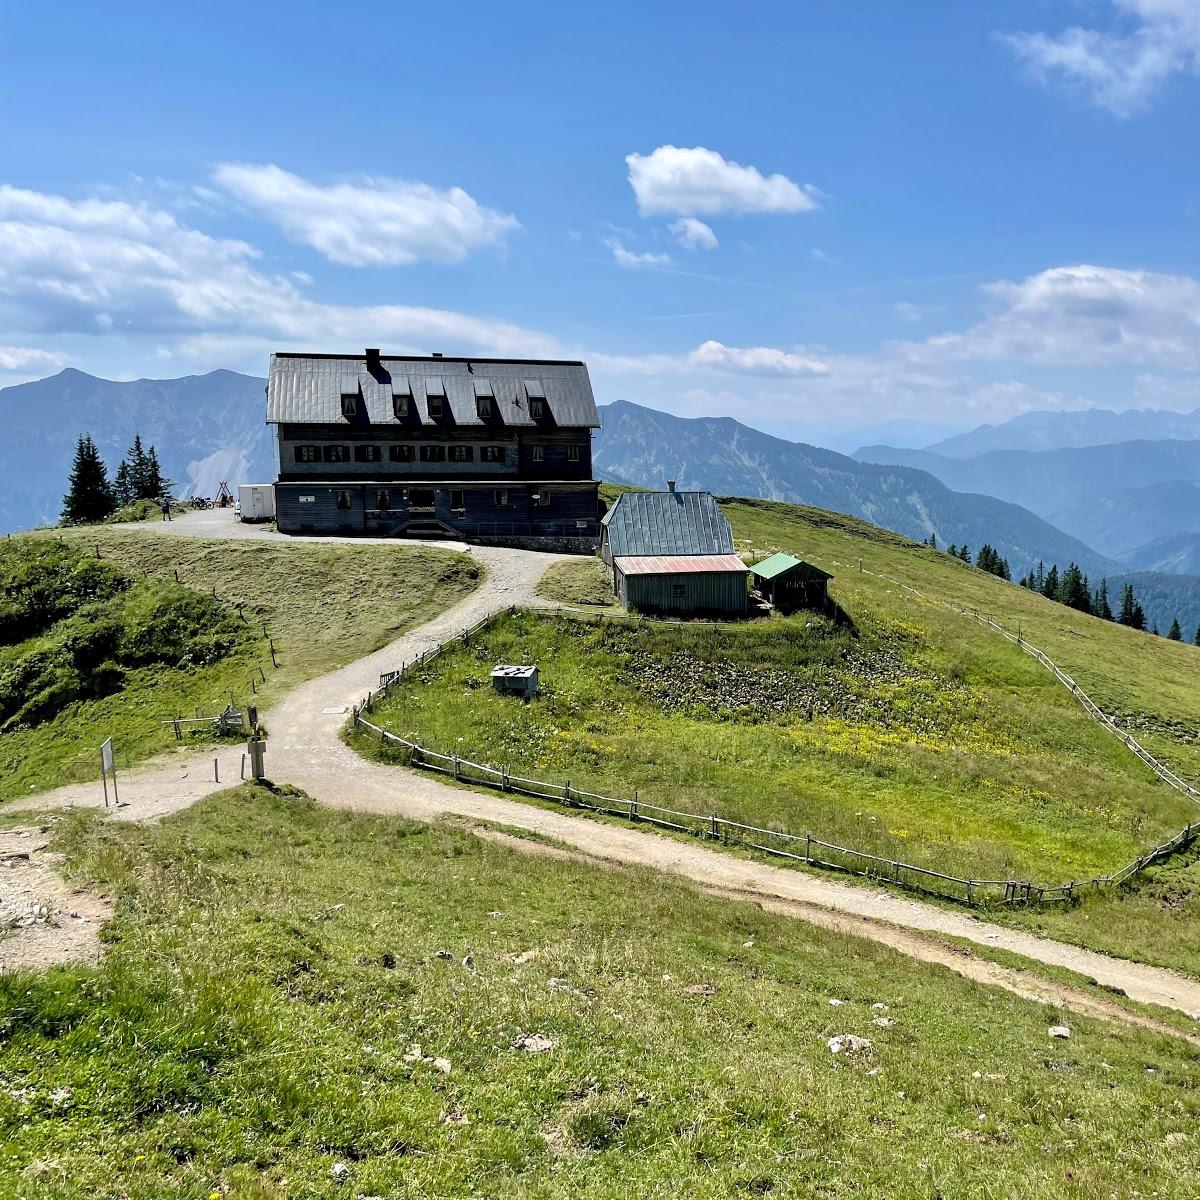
[481,445,506,463]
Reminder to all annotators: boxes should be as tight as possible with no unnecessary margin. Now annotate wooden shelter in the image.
[749,552,832,612]
[600,486,748,615]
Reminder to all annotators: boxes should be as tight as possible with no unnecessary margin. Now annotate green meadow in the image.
[0,530,479,799]
[2,785,1196,1200]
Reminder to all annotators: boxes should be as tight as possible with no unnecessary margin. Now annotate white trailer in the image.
[238,484,276,522]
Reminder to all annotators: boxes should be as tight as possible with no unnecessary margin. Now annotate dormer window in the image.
[524,379,547,419]
[425,378,446,420]
[473,377,495,420]
[340,375,359,419]
[392,377,411,419]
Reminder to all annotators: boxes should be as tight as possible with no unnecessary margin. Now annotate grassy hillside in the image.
[366,494,1200,973]
[720,498,1200,782]
[3,786,1197,1199]
[0,530,479,798]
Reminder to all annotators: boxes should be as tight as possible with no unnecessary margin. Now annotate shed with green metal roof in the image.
[749,552,832,612]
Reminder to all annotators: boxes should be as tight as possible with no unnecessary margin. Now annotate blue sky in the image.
[2,0,1199,442]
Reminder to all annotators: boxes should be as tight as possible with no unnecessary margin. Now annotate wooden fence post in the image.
[710,813,719,840]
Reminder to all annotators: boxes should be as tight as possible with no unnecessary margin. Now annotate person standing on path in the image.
[160,497,171,521]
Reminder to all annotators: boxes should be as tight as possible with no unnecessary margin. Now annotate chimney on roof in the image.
[432,351,443,358]
[365,347,381,372]
[667,480,676,493]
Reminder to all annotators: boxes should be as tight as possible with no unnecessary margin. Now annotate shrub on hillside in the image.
[105,498,161,524]
[0,541,248,731]
[0,541,128,645]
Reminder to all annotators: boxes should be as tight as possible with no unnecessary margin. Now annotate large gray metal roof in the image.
[603,490,735,557]
[266,353,600,428]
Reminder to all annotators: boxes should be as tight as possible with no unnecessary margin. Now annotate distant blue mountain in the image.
[921,405,1200,458]
[594,399,1121,579]
[0,368,272,533]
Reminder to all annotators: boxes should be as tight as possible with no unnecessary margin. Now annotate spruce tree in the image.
[61,434,116,524]
[958,544,970,562]
[1094,578,1113,621]
[1035,561,1046,591]
[1132,601,1147,632]
[947,543,958,558]
[1118,584,1136,626]
[122,433,148,499]
[1043,564,1060,601]
[113,459,133,507]
[1169,617,1183,641]
[1194,624,1200,646]
[142,444,170,499]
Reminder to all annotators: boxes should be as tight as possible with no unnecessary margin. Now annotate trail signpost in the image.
[99,737,119,808]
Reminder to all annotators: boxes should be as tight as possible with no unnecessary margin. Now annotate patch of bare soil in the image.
[0,824,111,972]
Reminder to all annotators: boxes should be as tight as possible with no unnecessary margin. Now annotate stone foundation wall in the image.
[471,534,598,555]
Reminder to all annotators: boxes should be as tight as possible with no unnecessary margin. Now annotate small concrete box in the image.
[491,664,539,699]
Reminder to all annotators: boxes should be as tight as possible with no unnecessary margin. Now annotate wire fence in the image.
[351,604,1200,908]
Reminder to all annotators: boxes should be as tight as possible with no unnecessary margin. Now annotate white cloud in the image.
[901,264,1200,368]
[625,145,819,216]
[1004,1,1200,116]
[593,339,829,378]
[606,238,672,269]
[810,248,835,263]
[669,217,718,250]
[213,163,519,267]
[894,302,922,322]
[0,345,67,372]
[0,184,559,364]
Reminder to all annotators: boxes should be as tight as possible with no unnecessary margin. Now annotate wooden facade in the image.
[268,351,601,544]
[614,554,748,615]
[601,489,748,616]
[749,552,832,612]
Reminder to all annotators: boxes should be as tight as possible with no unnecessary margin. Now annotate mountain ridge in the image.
[0,368,272,533]
[593,399,1120,579]
[921,404,1200,458]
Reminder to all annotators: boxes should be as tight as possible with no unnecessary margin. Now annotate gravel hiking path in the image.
[8,510,1200,1033]
[0,823,111,971]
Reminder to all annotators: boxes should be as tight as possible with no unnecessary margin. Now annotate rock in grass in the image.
[330,1161,351,1182]
[513,1032,556,1053]
[685,982,717,997]
[1048,1025,1071,1040]
[827,1034,873,1056]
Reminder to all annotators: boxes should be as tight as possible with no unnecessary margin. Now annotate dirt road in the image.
[11,509,1200,1029]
